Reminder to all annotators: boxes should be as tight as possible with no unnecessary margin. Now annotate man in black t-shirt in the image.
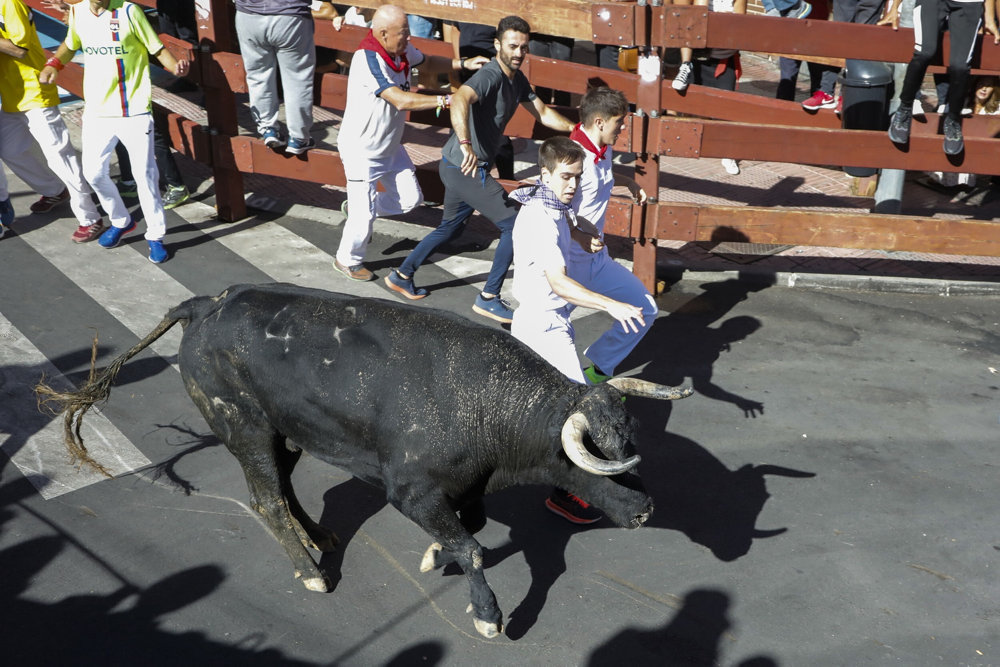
[386,15,574,324]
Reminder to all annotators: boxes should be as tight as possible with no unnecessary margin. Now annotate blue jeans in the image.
[398,159,518,296]
[407,15,435,39]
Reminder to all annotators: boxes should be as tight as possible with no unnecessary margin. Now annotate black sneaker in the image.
[888,107,912,144]
[545,490,602,524]
[942,116,964,155]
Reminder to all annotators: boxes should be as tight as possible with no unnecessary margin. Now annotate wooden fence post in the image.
[195,0,247,222]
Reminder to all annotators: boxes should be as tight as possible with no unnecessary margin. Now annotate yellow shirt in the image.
[0,0,61,112]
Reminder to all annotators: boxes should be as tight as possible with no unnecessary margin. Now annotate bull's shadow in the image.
[636,429,814,561]
[618,276,814,559]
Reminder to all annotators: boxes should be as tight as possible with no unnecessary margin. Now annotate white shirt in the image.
[569,140,614,264]
[512,201,573,311]
[337,42,424,160]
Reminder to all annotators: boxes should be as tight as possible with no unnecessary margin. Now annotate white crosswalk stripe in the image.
[0,314,150,499]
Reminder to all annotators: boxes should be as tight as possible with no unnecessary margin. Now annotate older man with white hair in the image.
[333,4,486,281]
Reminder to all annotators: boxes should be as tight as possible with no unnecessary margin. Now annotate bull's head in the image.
[559,378,692,528]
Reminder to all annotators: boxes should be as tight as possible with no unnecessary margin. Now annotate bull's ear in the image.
[607,377,692,400]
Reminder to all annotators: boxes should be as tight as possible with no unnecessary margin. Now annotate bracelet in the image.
[435,94,451,118]
[45,56,64,71]
[458,139,472,145]
[460,57,467,70]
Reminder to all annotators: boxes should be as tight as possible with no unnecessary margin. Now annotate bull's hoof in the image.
[420,542,443,572]
[296,572,331,592]
[473,617,503,638]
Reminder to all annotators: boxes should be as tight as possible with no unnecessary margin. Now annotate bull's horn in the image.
[561,412,640,476]
[607,377,693,400]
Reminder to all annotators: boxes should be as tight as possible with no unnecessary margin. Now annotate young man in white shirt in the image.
[567,87,657,384]
[510,136,644,385]
[510,135,645,523]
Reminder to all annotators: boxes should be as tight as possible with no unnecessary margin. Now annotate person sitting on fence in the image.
[40,0,190,264]
[919,76,1000,195]
[234,0,316,154]
[883,0,999,155]
[385,15,575,324]
[333,4,486,282]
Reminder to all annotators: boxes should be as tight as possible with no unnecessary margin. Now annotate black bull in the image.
[38,283,691,638]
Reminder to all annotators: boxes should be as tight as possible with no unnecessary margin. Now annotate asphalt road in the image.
[1,168,998,666]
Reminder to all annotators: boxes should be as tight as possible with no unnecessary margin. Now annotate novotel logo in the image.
[83,45,130,55]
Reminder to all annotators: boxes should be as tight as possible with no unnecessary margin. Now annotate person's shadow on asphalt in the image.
[587,588,779,666]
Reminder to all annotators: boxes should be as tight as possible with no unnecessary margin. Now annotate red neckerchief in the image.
[714,53,742,90]
[570,123,606,164]
[358,30,409,73]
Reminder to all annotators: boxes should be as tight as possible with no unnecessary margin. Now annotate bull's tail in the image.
[35,292,224,476]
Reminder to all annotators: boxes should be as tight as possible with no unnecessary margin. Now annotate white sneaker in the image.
[672,62,693,91]
[912,99,925,118]
[721,158,740,175]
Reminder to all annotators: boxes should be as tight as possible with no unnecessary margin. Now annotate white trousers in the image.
[568,251,658,376]
[0,109,65,200]
[336,147,423,266]
[23,106,102,225]
[235,12,316,140]
[82,113,166,240]
[511,305,587,385]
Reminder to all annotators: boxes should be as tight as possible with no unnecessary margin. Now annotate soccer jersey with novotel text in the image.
[65,0,164,117]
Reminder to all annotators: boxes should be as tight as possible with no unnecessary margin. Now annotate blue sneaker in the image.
[0,198,13,227]
[98,219,137,248]
[384,269,428,300]
[472,294,514,324]
[286,137,315,155]
[148,240,168,263]
[261,127,284,149]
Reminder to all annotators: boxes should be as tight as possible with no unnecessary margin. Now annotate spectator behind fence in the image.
[40,0,190,263]
[774,0,826,103]
[0,0,105,242]
[691,0,747,175]
[385,15,575,324]
[234,0,316,154]
[920,76,1000,193]
[333,4,486,282]
[802,0,888,114]
[883,0,999,155]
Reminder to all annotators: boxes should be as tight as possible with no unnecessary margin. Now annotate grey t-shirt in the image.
[442,59,536,169]
[234,0,311,17]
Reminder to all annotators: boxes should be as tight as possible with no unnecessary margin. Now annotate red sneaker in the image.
[31,188,70,213]
[835,96,843,116]
[71,221,105,243]
[802,91,836,111]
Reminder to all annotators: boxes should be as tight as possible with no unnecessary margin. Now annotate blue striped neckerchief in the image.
[509,179,573,215]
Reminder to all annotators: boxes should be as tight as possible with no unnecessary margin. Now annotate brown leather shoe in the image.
[334,259,374,281]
